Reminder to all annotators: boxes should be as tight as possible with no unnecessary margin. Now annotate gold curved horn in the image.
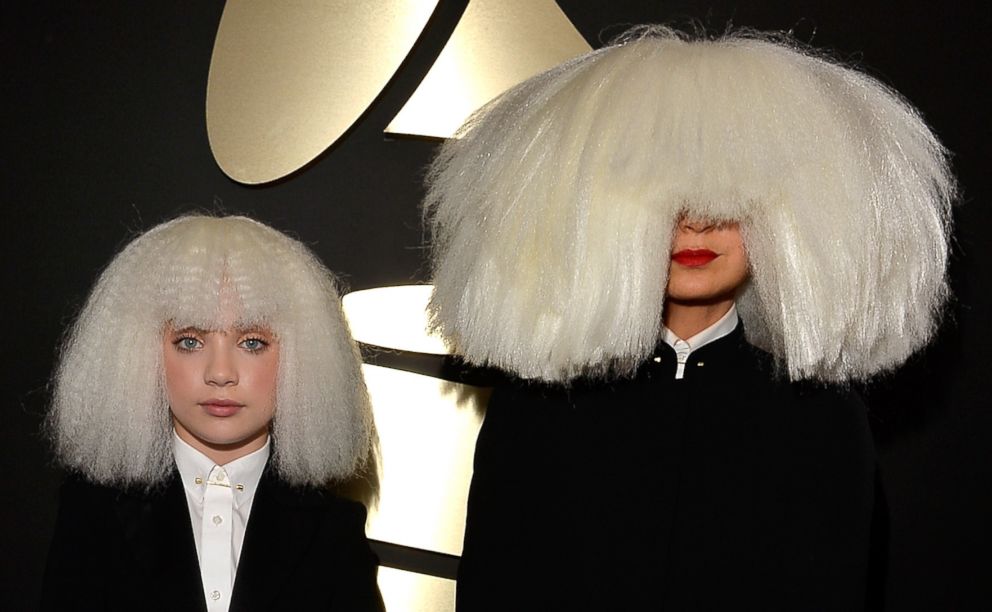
[206,1,440,185]
[385,0,591,139]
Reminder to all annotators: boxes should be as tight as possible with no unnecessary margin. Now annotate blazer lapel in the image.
[229,470,322,611]
[116,473,207,612]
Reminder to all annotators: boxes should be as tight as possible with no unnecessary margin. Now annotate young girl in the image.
[43,215,380,612]
[424,27,954,610]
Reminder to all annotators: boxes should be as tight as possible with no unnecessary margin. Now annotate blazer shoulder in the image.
[58,471,117,498]
[265,477,369,518]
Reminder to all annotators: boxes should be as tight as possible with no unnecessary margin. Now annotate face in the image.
[163,323,279,464]
[666,217,749,304]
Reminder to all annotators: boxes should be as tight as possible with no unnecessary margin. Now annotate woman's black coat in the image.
[457,323,879,611]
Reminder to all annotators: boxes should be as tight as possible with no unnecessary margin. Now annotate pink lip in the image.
[671,249,718,267]
[199,399,245,417]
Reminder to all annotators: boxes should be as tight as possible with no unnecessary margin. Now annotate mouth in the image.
[671,249,718,267]
[199,399,245,417]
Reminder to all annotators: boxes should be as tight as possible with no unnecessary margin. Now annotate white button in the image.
[216,471,226,482]
[210,590,221,601]
[652,356,661,363]
[212,515,223,525]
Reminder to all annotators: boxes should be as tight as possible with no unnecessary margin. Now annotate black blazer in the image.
[42,468,381,611]
[457,323,878,611]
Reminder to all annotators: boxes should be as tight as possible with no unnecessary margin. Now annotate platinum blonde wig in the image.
[50,215,373,487]
[426,27,954,383]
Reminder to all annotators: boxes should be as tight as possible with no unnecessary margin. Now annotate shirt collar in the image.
[172,430,270,509]
[661,304,739,354]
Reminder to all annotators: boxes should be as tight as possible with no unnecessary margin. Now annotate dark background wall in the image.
[3,1,988,609]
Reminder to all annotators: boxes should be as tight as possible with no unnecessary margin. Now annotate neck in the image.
[173,422,269,466]
[663,298,734,340]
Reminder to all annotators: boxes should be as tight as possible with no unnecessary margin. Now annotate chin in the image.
[666,286,739,305]
[667,287,721,303]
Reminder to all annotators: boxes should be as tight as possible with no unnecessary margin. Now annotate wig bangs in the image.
[152,218,289,334]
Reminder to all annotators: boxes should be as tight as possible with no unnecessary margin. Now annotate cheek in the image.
[245,353,280,403]
[161,350,184,402]
[162,355,190,404]
[723,234,749,282]
[720,258,749,292]
[261,360,279,398]
[161,348,203,404]
[729,248,748,275]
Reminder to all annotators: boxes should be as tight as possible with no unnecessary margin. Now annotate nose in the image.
[205,346,238,387]
[680,218,715,233]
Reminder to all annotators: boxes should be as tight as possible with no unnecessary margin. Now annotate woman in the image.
[43,215,380,612]
[424,27,954,610]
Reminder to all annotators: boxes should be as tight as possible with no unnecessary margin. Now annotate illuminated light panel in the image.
[385,0,591,139]
[207,0,440,184]
[342,284,450,355]
[362,364,488,556]
[377,566,455,612]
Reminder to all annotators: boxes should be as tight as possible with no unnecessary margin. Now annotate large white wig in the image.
[50,215,373,488]
[426,27,954,383]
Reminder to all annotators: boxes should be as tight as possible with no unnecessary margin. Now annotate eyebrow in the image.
[168,325,274,336]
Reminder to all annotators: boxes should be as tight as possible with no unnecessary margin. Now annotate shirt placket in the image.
[201,465,234,612]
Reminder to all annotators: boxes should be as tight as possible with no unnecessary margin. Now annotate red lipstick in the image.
[199,399,245,417]
[671,249,718,267]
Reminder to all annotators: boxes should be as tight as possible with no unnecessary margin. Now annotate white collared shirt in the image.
[172,432,269,612]
[660,305,739,379]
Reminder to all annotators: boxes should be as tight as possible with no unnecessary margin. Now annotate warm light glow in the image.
[362,364,488,556]
[342,285,450,355]
[385,0,591,138]
[207,0,441,184]
[377,566,455,612]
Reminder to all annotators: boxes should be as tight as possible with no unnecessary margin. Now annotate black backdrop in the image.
[3,1,989,610]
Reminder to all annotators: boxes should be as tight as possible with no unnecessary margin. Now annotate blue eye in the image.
[240,337,268,353]
[174,336,202,351]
